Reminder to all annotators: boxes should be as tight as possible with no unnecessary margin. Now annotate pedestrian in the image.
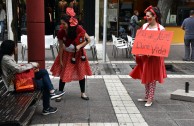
[0,4,6,40]
[129,10,139,38]
[0,40,65,115]
[129,6,167,107]
[181,10,194,61]
[50,0,92,102]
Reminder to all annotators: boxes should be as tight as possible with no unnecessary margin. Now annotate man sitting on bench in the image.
[0,40,65,115]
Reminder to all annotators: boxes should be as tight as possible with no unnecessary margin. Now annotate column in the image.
[95,0,100,43]
[26,0,45,68]
[6,0,14,40]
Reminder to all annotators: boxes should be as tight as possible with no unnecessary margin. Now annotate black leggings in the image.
[59,78,85,93]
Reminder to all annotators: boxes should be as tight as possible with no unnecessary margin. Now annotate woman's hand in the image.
[34,68,39,73]
[60,59,64,67]
[76,45,82,52]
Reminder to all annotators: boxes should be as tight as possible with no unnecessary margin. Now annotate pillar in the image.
[26,0,45,68]
[6,0,14,40]
[95,0,100,43]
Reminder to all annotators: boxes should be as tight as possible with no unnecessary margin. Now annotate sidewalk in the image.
[26,43,194,126]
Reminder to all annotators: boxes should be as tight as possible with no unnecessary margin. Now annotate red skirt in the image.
[129,55,167,84]
[50,49,92,82]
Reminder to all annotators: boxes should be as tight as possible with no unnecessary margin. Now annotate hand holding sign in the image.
[132,30,173,57]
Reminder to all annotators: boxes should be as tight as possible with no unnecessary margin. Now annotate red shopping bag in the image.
[14,69,35,92]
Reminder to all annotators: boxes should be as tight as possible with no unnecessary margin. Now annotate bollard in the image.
[185,82,190,93]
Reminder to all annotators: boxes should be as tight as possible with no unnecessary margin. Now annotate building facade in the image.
[3,0,194,43]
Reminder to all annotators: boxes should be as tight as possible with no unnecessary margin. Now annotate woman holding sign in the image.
[129,6,167,107]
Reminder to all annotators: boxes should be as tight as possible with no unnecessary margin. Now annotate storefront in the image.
[6,0,95,40]
[3,0,194,44]
[99,0,194,43]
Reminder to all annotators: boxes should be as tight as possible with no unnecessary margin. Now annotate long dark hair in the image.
[61,14,78,40]
[0,40,16,74]
[148,7,162,24]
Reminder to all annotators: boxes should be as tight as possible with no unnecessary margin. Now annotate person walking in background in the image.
[129,6,167,107]
[50,0,92,102]
[0,40,65,115]
[129,10,140,38]
[181,10,194,61]
[0,4,6,40]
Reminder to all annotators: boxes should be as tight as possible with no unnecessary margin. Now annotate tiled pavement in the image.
[26,43,194,126]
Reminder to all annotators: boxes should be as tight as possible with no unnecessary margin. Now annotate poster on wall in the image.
[108,9,117,22]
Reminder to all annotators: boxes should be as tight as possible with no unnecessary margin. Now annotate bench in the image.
[0,77,42,126]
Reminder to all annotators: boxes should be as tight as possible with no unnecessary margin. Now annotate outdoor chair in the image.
[112,34,130,58]
[127,35,135,58]
[84,36,98,61]
[20,35,58,61]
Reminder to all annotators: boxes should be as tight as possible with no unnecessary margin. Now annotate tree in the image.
[157,0,173,25]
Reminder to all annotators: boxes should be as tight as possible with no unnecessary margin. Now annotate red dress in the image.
[129,23,167,84]
[50,25,92,82]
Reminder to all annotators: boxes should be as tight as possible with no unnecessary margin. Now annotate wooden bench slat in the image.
[0,77,42,125]
[0,92,37,122]
[14,92,41,121]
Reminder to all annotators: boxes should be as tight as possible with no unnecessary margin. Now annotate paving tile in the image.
[145,119,178,126]
[168,111,194,119]
[143,111,170,119]
[161,104,190,112]
[89,114,117,122]
[174,120,194,126]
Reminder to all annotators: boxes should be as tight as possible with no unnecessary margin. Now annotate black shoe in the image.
[81,96,89,100]
[182,58,190,61]
[50,90,65,100]
[42,107,58,115]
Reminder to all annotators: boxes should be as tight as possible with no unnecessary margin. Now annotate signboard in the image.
[132,30,174,57]
[108,9,117,22]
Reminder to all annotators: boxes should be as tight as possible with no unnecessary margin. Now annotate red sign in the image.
[132,30,174,57]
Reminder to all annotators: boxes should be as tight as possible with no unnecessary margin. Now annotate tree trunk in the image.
[157,0,173,26]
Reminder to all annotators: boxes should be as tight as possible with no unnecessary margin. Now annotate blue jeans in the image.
[130,25,137,38]
[0,21,4,39]
[34,69,54,109]
[184,39,194,60]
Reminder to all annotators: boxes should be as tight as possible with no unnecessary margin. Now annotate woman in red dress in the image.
[51,3,92,101]
[129,6,167,107]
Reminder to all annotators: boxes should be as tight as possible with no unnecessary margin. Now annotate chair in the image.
[84,36,98,61]
[127,35,135,58]
[45,35,58,59]
[112,35,130,58]
[21,35,58,61]
[127,35,134,48]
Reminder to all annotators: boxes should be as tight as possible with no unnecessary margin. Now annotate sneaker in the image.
[50,90,65,100]
[55,97,62,102]
[42,107,58,115]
